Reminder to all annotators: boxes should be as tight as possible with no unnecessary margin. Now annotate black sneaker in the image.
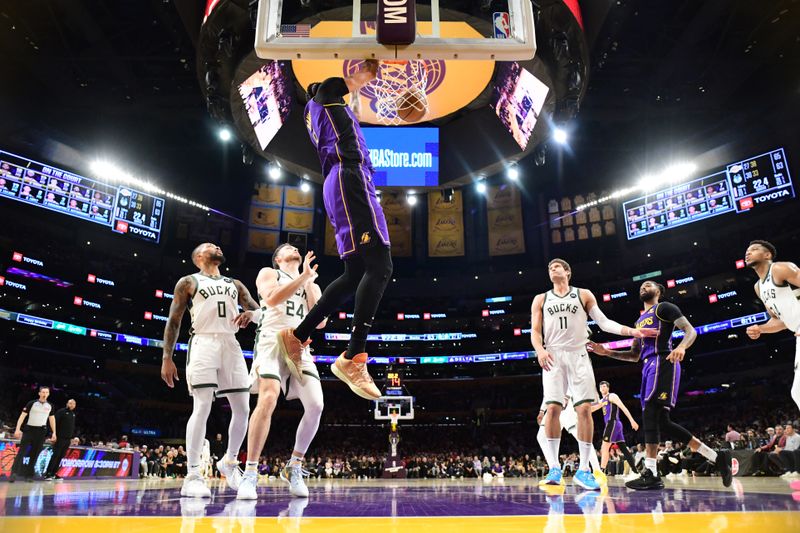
[625,469,664,490]
[715,450,732,487]
[44,475,56,481]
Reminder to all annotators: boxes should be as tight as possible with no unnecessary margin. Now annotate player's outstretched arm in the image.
[161,276,194,387]
[343,59,379,94]
[587,339,642,363]
[232,279,261,328]
[581,289,655,338]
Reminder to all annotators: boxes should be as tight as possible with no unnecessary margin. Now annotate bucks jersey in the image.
[189,274,240,334]
[541,287,590,351]
[758,264,800,332]
[259,270,308,332]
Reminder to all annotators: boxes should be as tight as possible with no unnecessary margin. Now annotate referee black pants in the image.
[11,425,47,477]
[45,438,71,476]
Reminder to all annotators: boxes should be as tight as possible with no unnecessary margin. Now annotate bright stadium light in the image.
[219,128,232,142]
[553,127,568,145]
[476,180,487,194]
[407,193,418,206]
[506,165,520,181]
[300,180,311,193]
[268,163,282,181]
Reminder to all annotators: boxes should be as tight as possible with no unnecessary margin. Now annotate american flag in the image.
[280,24,311,38]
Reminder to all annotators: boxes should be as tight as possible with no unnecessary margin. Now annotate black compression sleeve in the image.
[655,302,683,323]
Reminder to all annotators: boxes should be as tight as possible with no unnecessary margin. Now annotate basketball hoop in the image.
[370,60,429,125]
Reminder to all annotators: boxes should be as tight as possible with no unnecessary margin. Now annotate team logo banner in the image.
[487,184,525,256]
[285,187,314,209]
[282,208,314,233]
[253,183,284,206]
[324,219,338,256]
[247,228,280,254]
[428,190,464,257]
[249,206,282,229]
[381,193,412,257]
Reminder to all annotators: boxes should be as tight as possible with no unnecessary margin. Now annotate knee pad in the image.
[642,403,660,444]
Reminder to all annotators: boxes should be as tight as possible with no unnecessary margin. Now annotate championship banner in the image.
[324,219,338,256]
[381,193,412,257]
[247,228,280,253]
[249,205,282,229]
[282,208,314,233]
[428,190,465,257]
[487,184,525,256]
[284,186,314,210]
[253,183,284,206]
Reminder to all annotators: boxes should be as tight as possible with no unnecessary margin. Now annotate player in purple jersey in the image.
[275,60,390,401]
[591,381,639,477]
[589,281,732,490]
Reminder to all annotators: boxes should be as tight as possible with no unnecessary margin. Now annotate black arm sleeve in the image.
[656,302,683,323]
[314,77,349,105]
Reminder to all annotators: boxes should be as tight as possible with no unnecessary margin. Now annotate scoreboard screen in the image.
[0,150,164,243]
[624,148,794,240]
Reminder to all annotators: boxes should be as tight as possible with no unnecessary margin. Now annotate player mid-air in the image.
[237,244,326,501]
[161,243,261,498]
[591,380,639,478]
[275,59,391,401]
[589,281,732,490]
[744,240,800,412]
[531,258,656,490]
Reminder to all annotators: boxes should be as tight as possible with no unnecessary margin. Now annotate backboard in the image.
[374,395,415,421]
[254,1,536,61]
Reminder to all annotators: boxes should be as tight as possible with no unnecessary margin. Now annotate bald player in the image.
[161,242,261,498]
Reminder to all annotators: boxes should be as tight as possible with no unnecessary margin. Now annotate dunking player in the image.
[744,240,800,412]
[591,381,639,478]
[161,243,261,498]
[237,244,325,500]
[589,281,732,490]
[275,59,391,401]
[531,258,656,490]
[536,395,605,486]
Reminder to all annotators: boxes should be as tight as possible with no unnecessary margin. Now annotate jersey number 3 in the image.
[286,300,305,319]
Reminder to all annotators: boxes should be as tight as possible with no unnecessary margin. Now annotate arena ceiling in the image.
[0,0,797,208]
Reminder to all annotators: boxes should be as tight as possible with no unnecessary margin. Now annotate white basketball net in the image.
[370,60,429,125]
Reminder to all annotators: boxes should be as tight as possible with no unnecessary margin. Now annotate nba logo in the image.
[493,12,510,39]
[739,197,754,210]
[115,221,129,233]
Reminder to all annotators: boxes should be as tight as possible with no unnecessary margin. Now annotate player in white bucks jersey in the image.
[745,240,800,412]
[237,244,326,500]
[161,243,261,498]
[531,258,655,490]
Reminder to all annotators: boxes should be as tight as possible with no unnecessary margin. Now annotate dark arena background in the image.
[1,1,799,532]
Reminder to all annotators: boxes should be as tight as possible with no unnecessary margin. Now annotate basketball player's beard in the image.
[639,289,657,302]
[210,252,226,265]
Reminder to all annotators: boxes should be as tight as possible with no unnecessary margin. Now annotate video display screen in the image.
[624,148,794,240]
[361,127,439,187]
[238,61,293,150]
[0,150,165,243]
[491,62,549,150]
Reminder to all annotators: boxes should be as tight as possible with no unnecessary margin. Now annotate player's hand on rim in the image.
[537,349,554,371]
[161,357,180,388]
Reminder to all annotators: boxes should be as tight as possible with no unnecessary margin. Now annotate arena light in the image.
[475,180,487,194]
[268,163,282,181]
[218,128,232,142]
[300,180,311,193]
[91,160,210,211]
[506,165,520,181]
[407,192,418,206]
[552,127,568,145]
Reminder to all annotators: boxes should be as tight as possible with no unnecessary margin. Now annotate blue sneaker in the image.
[573,468,601,491]
[540,466,563,486]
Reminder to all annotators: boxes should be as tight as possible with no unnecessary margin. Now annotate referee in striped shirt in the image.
[9,386,56,482]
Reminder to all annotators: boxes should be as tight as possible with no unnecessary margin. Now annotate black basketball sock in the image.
[618,441,638,473]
